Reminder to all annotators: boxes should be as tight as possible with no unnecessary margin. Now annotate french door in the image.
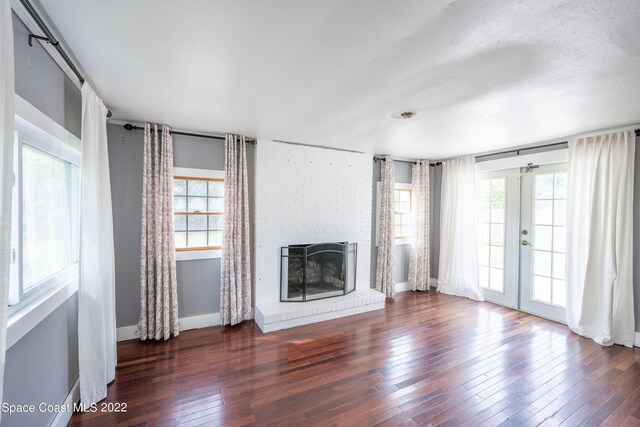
[476,163,567,323]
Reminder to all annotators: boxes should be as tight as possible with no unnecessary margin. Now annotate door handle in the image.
[521,240,530,246]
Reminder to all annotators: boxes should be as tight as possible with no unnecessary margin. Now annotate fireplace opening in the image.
[280,242,357,302]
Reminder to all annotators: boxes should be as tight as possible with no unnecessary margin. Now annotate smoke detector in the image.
[391,110,417,120]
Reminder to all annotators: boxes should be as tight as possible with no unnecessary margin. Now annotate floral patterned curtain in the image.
[138,124,179,340]
[376,155,395,298]
[220,134,252,325]
[408,160,430,291]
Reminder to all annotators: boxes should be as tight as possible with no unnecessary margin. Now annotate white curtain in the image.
[0,0,14,417]
[221,134,252,326]
[408,160,430,291]
[376,156,395,298]
[138,124,179,340]
[438,156,483,301]
[78,83,116,405]
[566,130,635,347]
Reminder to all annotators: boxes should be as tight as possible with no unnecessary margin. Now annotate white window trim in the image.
[7,95,81,348]
[7,268,78,349]
[375,182,413,246]
[174,167,224,261]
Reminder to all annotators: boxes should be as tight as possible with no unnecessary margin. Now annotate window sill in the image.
[395,238,413,246]
[176,249,221,261]
[7,272,78,349]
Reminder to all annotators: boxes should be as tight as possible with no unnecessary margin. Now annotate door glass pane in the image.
[479,266,489,289]
[552,253,565,279]
[478,244,490,266]
[532,275,552,303]
[533,251,551,276]
[554,174,567,199]
[534,225,552,251]
[477,223,490,244]
[552,279,566,306]
[553,227,566,252]
[531,170,567,308]
[489,246,504,269]
[554,200,566,226]
[490,224,505,245]
[476,177,506,294]
[491,201,505,223]
[535,174,553,199]
[534,200,553,225]
[489,268,504,292]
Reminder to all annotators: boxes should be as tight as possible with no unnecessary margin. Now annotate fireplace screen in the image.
[281,242,357,302]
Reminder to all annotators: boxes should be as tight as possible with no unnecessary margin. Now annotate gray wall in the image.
[108,124,255,327]
[3,295,79,427]
[370,160,441,288]
[2,13,81,427]
[13,13,80,138]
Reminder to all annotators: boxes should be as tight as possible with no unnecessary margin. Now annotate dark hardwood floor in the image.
[70,292,640,427]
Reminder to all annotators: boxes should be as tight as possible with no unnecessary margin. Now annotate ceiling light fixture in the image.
[391,110,417,120]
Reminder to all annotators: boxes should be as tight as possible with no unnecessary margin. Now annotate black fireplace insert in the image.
[280,242,357,302]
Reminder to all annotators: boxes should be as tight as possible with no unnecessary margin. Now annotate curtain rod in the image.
[474,141,568,160]
[122,124,257,145]
[373,157,441,167]
[19,0,112,118]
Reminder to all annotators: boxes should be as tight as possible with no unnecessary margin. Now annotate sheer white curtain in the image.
[78,83,116,404]
[437,156,483,301]
[138,124,179,339]
[0,0,14,416]
[221,134,252,325]
[376,156,395,298]
[408,160,430,291]
[566,130,635,347]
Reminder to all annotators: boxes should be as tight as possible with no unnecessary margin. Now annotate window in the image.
[173,168,224,252]
[376,182,412,245]
[394,188,412,238]
[9,116,80,314]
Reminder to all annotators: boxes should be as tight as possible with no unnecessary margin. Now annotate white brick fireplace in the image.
[254,140,385,332]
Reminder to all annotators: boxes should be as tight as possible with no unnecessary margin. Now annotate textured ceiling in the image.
[35,0,640,159]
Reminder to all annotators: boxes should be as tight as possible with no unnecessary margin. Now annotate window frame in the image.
[9,112,81,318]
[7,95,81,349]
[173,167,224,261]
[393,187,413,240]
[375,182,413,246]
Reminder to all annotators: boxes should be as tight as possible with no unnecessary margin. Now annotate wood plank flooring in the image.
[70,291,640,427]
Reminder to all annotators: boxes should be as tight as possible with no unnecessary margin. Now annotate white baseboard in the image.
[635,332,640,348]
[395,278,438,293]
[116,312,221,342]
[50,378,79,427]
[395,282,409,292]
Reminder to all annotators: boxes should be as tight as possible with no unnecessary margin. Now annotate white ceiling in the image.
[35,0,640,159]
